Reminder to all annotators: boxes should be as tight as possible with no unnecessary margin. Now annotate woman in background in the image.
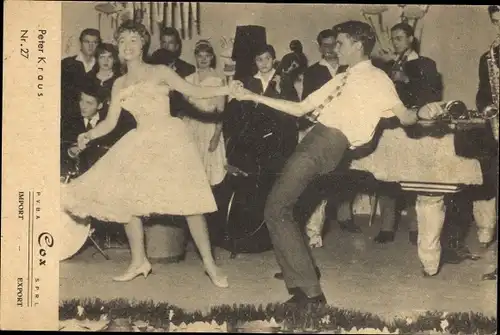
[86,43,122,107]
[182,40,227,187]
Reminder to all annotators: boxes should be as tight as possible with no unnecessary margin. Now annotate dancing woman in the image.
[62,20,233,288]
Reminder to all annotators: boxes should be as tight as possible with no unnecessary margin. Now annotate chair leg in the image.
[369,193,379,227]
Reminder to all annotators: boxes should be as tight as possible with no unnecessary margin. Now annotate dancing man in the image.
[232,21,445,306]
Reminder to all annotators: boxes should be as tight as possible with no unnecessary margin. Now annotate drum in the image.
[60,208,91,261]
[144,216,187,263]
[222,172,273,255]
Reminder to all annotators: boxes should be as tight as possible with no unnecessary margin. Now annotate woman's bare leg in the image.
[186,214,228,287]
[123,216,148,267]
[113,216,151,281]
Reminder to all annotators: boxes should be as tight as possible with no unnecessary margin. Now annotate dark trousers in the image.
[264,124,349,294]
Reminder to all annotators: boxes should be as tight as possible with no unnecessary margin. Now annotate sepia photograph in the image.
[2,2,499,333]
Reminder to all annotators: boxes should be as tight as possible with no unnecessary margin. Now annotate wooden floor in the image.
[60,215,497,321]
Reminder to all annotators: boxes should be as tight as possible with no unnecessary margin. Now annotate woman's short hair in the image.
[194,39,217,68]
[95,43,120,73]
[114,20,151,58]
[333,21,376,56]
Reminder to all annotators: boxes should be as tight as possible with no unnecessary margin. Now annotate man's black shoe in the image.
[482,268,497,281]
[441,248,467,264]
[374,231,395,244]
[274,266,321,280]
[338,219,362,233]
[284,290,327,308]
[422,270,437,278]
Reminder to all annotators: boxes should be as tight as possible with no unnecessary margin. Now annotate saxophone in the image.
[484,37,500,140]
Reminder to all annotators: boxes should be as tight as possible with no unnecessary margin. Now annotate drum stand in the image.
[88,227,111,260]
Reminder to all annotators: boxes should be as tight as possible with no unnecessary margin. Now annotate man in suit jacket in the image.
[61,83,135,176]
[61,28,101,122]
[301,29,361,236]
[158,27,196,118]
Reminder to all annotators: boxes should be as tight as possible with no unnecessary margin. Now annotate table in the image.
[350,126,484,193]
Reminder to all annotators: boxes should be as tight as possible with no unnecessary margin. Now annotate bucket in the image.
[145,216,187,263]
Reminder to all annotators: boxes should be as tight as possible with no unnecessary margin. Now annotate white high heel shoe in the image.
[205,268,229,288]
[113,262,152,282]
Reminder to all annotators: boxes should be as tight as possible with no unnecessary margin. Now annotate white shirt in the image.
[84,113,100,129]
[319,58,339,77]
[304,60,402,147]
[253,68,276,93]
[75,52,96,73]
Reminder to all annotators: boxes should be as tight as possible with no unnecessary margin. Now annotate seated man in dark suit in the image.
[157,27,196,118]
[300,29,361,237]
[61,28,101,122]
[61,83,136,176]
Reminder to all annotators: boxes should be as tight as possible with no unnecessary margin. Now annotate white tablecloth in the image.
[350,128,483,186]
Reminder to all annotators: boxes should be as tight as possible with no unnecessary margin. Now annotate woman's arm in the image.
[159,65,230,98]
[85,78,124,141]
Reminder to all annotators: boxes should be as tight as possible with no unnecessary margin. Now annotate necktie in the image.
[306,71,350,124]
[85,119,93,131]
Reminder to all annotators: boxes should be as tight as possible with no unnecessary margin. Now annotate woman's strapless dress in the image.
[62,81,217,223]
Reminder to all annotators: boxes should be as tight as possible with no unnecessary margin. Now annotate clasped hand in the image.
[417,102,445,120]
[77,133,91,150]
[229,80,253,101]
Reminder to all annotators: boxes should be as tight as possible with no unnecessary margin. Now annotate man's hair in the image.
[79,28,101,44]
[160,27,183,57]
[80,81,104,104]
[391,22,414,37]
[316,29,335,45]
[488,5,500,17]
[333,21,376,56]
[254,44,276,60]
[390,22,420,53]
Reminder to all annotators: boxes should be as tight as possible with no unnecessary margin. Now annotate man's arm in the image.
[476,53,492,112]
[249,93,315,118]
[391,102,418,126]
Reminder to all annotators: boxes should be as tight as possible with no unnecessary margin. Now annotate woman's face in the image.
[195,51,213,69]
[118,31,143,62]
[391,29,413,55]
[98,51,114,71]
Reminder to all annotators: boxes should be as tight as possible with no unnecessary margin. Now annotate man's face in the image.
[80,34,99,58]
[319,36,337,61]
[255,52,274,74]
[491,11,500,35]
[79,92,101,119]
[334,33,359,66]
[391,29,413,55]
[160,35,180,55]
